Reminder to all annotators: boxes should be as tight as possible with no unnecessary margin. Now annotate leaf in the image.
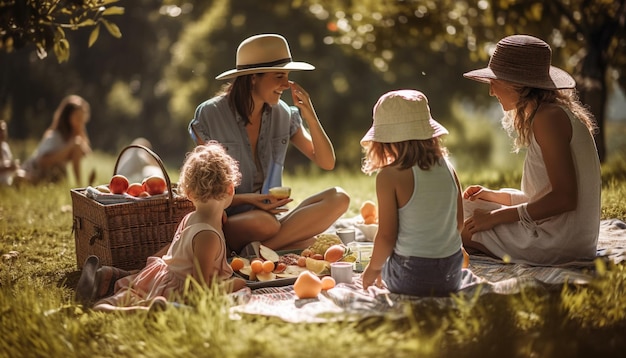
[101,19,122,38]
[76,19,97,27]
[54,38,70,63]
[102,6,125,16]
[88,24,100,48]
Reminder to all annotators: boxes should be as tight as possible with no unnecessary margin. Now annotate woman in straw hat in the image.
[189,34,349,253]
[462,35,601,265]
[360,90,466,296]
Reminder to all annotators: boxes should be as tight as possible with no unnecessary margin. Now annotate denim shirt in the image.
[189,95,302,214]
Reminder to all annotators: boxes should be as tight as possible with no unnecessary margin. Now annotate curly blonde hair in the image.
[178,141,242,203]
[361,138,448,175]
[502,86,597,152]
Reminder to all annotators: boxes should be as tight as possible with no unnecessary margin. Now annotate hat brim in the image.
[463,66,575,90]
[360,118,448,145]
[216,62,315,80]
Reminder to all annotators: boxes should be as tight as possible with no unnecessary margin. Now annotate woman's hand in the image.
[464,208,498,234]
[361,264,384,291]
[289,81,315,118]
[235,193,293,215]
[463,185,489,201]
[72,135,92,156]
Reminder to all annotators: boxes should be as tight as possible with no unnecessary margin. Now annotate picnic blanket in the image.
[229,219,626,323]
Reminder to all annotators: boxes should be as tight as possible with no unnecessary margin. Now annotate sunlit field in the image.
[1,124,625,357]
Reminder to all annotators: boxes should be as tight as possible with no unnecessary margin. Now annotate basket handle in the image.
[112,144,175,208]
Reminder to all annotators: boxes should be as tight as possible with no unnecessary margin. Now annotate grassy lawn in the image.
[1,146,625,357]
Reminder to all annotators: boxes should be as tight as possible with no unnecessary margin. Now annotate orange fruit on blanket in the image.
[360,201,377,220]
[250,260,263,274]
[294,270,322,299]
[230,257,245,271]
[262,260,275,273]
[324,244,346,263]
[321,276,336,290]
[363,214,377,225]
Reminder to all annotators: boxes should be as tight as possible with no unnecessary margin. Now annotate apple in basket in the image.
[142,176,167,195]
[109,174,129,194]
[127,182,145,197]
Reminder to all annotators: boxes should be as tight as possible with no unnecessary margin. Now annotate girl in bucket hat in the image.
[360,90,468,297]
[461,35,601,265]
[189,34,349,253]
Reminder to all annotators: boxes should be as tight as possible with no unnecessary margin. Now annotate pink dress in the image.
[97,213,233,307]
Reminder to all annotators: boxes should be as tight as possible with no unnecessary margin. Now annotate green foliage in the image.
[0,0,124,62]
[561,260,626,328]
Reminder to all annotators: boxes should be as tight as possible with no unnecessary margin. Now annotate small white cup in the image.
[330,262,353,284]
[336,228,356,244]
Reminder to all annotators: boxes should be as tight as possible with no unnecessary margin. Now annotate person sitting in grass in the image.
[76,142,247,311]
[461,35,601,265]
[359,90,467,297]
[0,119,20,186]
[189,33,349,254]
[20,95,93,186]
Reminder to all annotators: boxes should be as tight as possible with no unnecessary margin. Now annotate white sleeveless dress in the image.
[464,106,601,265]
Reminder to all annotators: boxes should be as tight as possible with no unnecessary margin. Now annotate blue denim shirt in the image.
[189,95,302,214]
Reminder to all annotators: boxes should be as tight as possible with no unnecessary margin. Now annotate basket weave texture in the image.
[71,145,195,270]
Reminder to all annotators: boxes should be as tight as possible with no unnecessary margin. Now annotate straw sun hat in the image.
[361,90,448,144]
[463,35,575,90]
[215,34,315,80]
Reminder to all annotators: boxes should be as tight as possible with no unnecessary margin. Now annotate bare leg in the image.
[224,187,349,252]
[223,210,281,253]
[263,187,349,250]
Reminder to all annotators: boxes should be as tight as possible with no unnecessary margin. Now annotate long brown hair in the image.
[361,138,448,175]
[219,74,270,125]
[503,86,597,151]
[48,95,90,142]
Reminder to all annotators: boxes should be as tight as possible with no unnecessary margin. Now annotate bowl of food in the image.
[355,223,378,242]
[268,186,291,199]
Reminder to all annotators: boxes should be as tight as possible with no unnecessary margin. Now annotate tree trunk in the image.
[575,42,608,163]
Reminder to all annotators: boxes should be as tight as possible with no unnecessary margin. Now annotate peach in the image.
[360,200,377,220]
[294,270,322,299]
[109,174,129,194]
[321,276,336,290]
[142,175,167,195]
[126,183,144,197]
[324,244,347,263]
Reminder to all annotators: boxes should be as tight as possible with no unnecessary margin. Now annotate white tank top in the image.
[395,158,462,258]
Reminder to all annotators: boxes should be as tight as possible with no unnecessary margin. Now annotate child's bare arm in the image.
[192,230,223,287]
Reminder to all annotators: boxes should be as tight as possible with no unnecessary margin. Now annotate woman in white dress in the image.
[461,35,601,266]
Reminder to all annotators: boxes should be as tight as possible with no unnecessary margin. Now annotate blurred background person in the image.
[0,119,21,186]
[115,137,162,184]
[20,95,92,186]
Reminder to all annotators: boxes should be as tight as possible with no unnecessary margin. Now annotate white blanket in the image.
[229,219,626,323]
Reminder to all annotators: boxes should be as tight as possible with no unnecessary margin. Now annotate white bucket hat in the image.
[361,90,448,144]
[463,35,575,90]
[215,34,315,80]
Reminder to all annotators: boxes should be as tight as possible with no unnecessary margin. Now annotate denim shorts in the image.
[382,249,464,297]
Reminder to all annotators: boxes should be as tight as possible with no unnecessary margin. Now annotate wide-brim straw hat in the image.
[215,34,314,80]
[361,90,448,144]
[463,35,575,90]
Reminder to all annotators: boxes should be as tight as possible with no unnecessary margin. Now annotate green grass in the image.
[1,150,626,357]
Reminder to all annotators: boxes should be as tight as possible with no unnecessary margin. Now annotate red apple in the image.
[109,174,129,194]
[142,176,167,195]
[126,183,144,197]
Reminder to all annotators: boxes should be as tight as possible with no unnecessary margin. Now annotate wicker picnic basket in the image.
[71,144,195,271]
